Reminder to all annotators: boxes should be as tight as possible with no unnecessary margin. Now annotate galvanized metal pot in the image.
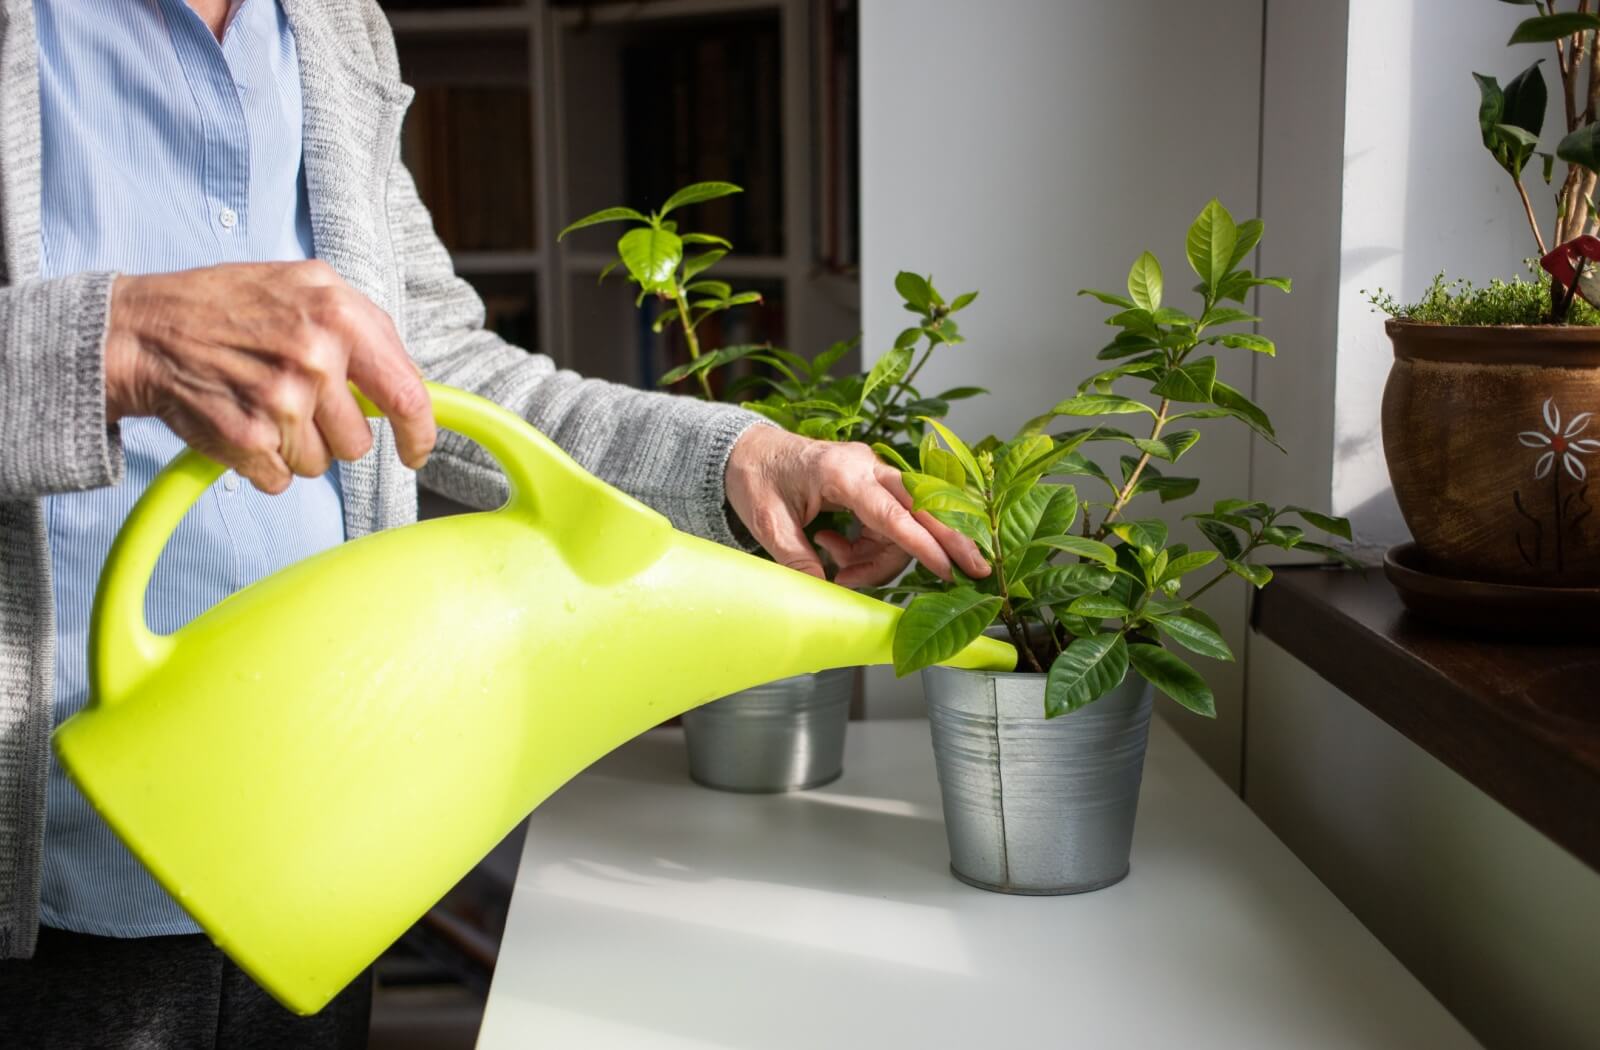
[922,664,1153,895]
[681,669,853,792]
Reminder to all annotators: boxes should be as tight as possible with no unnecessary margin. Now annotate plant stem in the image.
[863,340,935,441]
[673,290,715,401]
[1185,540,1260,604]
[1515,176,1551,257]
[1098,397,1171,534]
[988,495,1044,673]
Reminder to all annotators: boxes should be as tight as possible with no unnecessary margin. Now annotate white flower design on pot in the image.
[1518,398,1600,480]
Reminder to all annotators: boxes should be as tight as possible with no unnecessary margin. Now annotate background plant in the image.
[558,181,985,457]
[1476,1,1600,319]
[875,200,1354,719]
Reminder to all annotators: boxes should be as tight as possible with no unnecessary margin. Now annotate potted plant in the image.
[559,182,984,792]
[1373,2,1600,588]
[876,200,1352,894]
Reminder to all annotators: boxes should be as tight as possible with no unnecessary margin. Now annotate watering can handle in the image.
[88,382,602,705]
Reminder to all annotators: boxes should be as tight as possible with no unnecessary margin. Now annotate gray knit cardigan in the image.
[0,0,764,957]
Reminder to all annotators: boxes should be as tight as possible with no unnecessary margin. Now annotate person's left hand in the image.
[724,425,991,588]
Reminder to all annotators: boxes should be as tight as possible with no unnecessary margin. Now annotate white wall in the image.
[858,0,1265,786]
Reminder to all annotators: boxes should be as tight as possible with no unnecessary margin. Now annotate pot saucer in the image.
[1384,542,1600,637]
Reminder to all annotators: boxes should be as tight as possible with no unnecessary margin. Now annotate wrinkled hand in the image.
[104,261,436,494]
[725,426,991,588]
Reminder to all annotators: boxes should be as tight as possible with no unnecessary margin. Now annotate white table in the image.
[478,719,1479,1049]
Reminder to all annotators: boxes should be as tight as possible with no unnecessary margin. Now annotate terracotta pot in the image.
[1382,320,1600,585]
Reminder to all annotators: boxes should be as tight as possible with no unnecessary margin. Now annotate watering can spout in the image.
[53,383,1015,1016]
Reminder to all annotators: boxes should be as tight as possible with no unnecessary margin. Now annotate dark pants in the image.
[0,926,370,1050]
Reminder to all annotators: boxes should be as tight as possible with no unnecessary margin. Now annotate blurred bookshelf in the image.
[385,0,860,390]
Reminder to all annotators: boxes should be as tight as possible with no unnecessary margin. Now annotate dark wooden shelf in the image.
[1252,565,1600,874]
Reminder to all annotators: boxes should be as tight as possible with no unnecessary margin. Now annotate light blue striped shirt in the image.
[37,0,346,937]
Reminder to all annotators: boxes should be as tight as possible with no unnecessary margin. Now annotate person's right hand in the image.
[103,261,436,494]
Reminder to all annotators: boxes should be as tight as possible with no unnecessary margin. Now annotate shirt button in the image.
[223,473,240,492]
[218,207,238,230]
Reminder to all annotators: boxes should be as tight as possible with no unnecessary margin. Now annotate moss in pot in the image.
[1368,4,1600,590]
[875,199,1352,894]
[559,182,987,792]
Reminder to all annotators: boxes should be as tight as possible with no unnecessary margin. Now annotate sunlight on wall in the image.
[1333,0,1562,544]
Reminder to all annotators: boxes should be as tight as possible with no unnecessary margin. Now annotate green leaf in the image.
[1109,518,1168,551]
[1161,550,1219,582]
[1216,333,1276,356]
[1026,563,1115,606]
[1000,484,1080,579]
[1212,271,1292,303]
[937,386,988,401]
[1152,356,1218,403]
[656,343,768,385]
[1135,473,1200,502]
[1295,541,1363,569]
[895,271,935,312]
[1079,354,1164,395]
[1127,251,1163,311]
[1225,560,1274,588]
[1210,380,1282,449]
[1228,218,1264,271]
[1106,307,1160,336]
[1045,633,1130,717]
[812,336,864,380]
[872,443,912,471]
[1195,518,1244,559]
[1508,12,1600,45]
[1186,199,1238,296]
[1501,59,1547,139]
[1149,611,1233,662]
[660,181,743,215]
[950,290,979,312]
[1200,306,1260,328]
[993,434,1053,492]
[893,588,1003,676]
[682,249,726,282]
[1557,121,1600,173]
[922,447,969,487]
[1052,394,1157,417]
[903,472,986,516]
[1129,644,1215,717]
[684,279,732,300]
[863,347,913,406]
[1285,505,1352,540]
[1096,332,1161,360]
[928,509,994,556]
[1215,497,1269,520]
[681,232,732,248]
[1261,524,1304,549]
[1474,71,1507,153]
[798,416,862,441]
[1078,288,1137,309]
[1067,594,1132,619]
[618,226,684,294]
[557,206,649,241]
[923,417,985,485]
[1029,534,1119,568]
[1133,429,1201,463]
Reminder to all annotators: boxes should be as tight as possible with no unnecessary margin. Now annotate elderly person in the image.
[0,1,985,1047]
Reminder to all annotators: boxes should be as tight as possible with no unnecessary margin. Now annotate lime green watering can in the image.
[52,382,1015,1015]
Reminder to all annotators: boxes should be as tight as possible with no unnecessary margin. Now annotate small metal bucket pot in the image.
[922,663,1153,894]
[682,669,853,793]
